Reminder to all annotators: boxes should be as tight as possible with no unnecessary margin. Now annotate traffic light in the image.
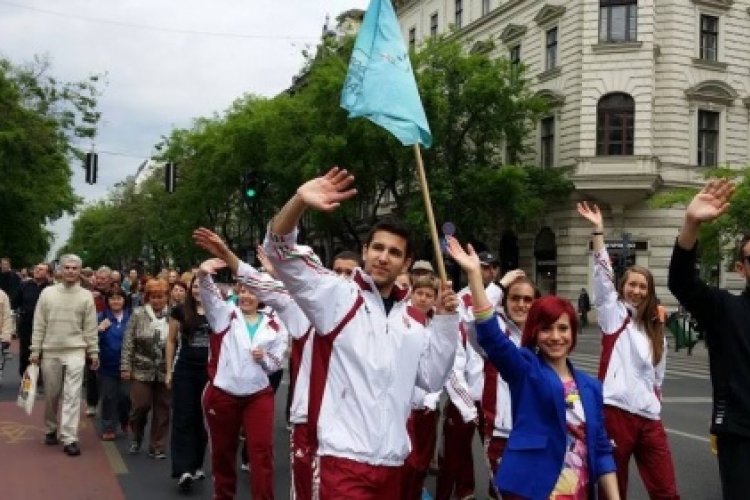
[243,170,260,200]
[84,152,98,184]
[165,162,177,193]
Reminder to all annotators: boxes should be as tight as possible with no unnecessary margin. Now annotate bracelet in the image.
[474,309,495,322]
[592,231,603,236]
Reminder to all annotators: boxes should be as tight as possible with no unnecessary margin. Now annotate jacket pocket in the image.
[507,433,548,450]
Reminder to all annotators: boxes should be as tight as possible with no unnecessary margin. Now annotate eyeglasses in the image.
[509,295,534,304]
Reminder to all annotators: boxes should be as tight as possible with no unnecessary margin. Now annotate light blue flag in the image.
[340,0,432,148]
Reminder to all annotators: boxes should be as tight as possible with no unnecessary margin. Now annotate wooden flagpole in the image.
[413,144,447,283]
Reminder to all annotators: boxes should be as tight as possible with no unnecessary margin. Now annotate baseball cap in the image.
[477,251,498,266]
[411,260,435,273]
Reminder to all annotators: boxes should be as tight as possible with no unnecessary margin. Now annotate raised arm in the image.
[445,333,479,423]
[577,202,625,333]
[195,259,234,334]
[414,284,459,393]
[445,236,528,385]
[669,179,733,324]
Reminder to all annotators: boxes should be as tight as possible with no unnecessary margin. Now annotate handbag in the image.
[17,364,39,415]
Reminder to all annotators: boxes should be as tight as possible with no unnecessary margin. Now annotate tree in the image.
[0,55,103,265]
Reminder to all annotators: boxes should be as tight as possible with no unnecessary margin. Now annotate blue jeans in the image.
[98,374,130,433]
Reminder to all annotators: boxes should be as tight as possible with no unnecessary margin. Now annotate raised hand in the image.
[198,258,228,277]
[436,281,458,315]
[445,236,481,274]
[193,228,231,258]
[297,167,357,212]
[499,269,525,289]
[576,202,603,231]
[686,178,735,224]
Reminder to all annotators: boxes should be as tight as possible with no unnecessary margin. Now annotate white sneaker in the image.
[240,463,250,471]
[193,469,205,480]
[85,406,97,417]
[178,472,193,492]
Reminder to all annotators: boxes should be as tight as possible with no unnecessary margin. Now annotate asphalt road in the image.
[0,326,721,499]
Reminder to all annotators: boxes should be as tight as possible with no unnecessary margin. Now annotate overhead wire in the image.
[0,0,320,41]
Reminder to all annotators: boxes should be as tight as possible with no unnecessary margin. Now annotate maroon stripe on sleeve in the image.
[598,316,630,381]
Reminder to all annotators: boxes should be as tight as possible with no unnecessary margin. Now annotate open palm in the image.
[687,179,734,223]
[576,201,603,228]
[298,167,357,212]
[199,258,227,276]
[445,236,480,273]
[193,228,230,257]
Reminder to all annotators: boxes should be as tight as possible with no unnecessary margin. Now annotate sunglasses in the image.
[509,294,534,304]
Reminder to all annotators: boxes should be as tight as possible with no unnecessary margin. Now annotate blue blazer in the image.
[477,317,616,500]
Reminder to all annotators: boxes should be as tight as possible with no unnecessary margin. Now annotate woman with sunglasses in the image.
[446,236,619,500]
[578,202,679,500]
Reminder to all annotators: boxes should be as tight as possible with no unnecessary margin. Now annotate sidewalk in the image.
[0,339,125,500]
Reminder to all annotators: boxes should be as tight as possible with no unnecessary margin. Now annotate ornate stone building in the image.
[395,0,750,303]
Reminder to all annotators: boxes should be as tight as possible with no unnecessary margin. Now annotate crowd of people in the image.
[0,173,748,500]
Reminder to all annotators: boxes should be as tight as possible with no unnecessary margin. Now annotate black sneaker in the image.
[44,432,59,446]
[148,450,167,460]
[63,442,81,456]
[178,473,193,493]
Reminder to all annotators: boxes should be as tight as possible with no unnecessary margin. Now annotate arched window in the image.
[596,93,635,156]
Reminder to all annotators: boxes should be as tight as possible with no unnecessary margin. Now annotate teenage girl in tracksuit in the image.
[197,259,288,500]
[578,202,680,499]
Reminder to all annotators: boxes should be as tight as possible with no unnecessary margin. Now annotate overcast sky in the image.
[0,0,368,260]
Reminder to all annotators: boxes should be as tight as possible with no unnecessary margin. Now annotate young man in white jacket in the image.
[263,167,458,499]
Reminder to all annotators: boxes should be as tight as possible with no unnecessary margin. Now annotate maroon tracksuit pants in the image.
[291,423,312,500]
[317,455,402,499]
[601,405,680,500]
[202,383,274,500]
[485,436,508,499]
[400,408,439,500]
[436,402,477,500]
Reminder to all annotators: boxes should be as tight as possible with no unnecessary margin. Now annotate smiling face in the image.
[621,270,649,308]
[362,230,412,291]
[238,287,259,315]
[536,313,573,363]
[506,282,535,327]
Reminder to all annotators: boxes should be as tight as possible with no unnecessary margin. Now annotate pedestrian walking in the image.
[668,178,750,500]
[446,236,620,500]
[197,258,288,500]
[30,254,99,457]
[0,288,13,384]
[97,289,131,441]
[166,276,209,492]
[11,263,50,379]
[578,288,591,329]
[120,278,172,459]
[578,201,680,500]
[262,167,458,499]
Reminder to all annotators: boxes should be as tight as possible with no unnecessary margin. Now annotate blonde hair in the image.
[143,279,169,303]
[411,275,439,293]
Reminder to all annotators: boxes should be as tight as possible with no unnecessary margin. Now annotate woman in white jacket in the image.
[197,258,288,500]
[578,202,679,500]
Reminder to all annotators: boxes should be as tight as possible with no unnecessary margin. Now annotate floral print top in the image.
[549,379,589,499]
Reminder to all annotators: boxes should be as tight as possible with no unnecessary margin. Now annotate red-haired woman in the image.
[197,258,288,500]
[578,202,679,500]
[446,236,620,500]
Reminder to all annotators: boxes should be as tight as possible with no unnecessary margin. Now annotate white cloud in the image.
[0,0,368,260]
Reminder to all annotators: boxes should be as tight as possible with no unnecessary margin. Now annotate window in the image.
[599,0,638,43]
[697,110,719,166]
[430,13,439,39]
[700,15,719,61]
[596,93,635,155]
[455,0,463,29]
[482,0,491,16]
[546,27,558,70]
[509,44,521,65]
[408,27,416,52]
[540,117,555,168]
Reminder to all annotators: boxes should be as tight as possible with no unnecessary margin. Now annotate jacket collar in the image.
[353,268,410,303]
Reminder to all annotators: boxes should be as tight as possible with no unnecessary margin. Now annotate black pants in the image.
[99,375,130,433]
[18,330,31,378]
[170,366,208,477]
[717,434,750,500]
[85,360,98,407]
[241,370,282,465]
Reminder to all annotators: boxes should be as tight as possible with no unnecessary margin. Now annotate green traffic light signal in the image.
[246,188,257,198]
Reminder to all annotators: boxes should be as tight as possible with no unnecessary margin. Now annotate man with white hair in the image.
[30,254,99,457]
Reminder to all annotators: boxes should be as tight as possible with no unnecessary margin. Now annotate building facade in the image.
[395,0,750,303]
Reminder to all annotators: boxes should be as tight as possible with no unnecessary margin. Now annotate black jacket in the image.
[11,280,48,335]
[668,241,750,438]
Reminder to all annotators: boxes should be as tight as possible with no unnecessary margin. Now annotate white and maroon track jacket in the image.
[444,324,484,423]
[264,228,458,467]
[235,261,313,425]
[199,273,289,396]
[594,247,666,420]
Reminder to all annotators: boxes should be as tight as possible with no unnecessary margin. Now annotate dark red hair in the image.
[521,296,579,351]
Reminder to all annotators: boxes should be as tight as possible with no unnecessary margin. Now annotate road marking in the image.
[665,428,710,443]
[662,397,712,404]
[102,441,128,475]
[0,420,46,444]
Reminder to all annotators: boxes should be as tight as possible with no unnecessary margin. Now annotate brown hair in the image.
[501,276,541,310]
[143,279,169,303]
[618,266,664,366]
[411,275,439,293]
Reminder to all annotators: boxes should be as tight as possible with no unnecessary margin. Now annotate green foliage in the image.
[0,55,103,265]
[62,34,573,266]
